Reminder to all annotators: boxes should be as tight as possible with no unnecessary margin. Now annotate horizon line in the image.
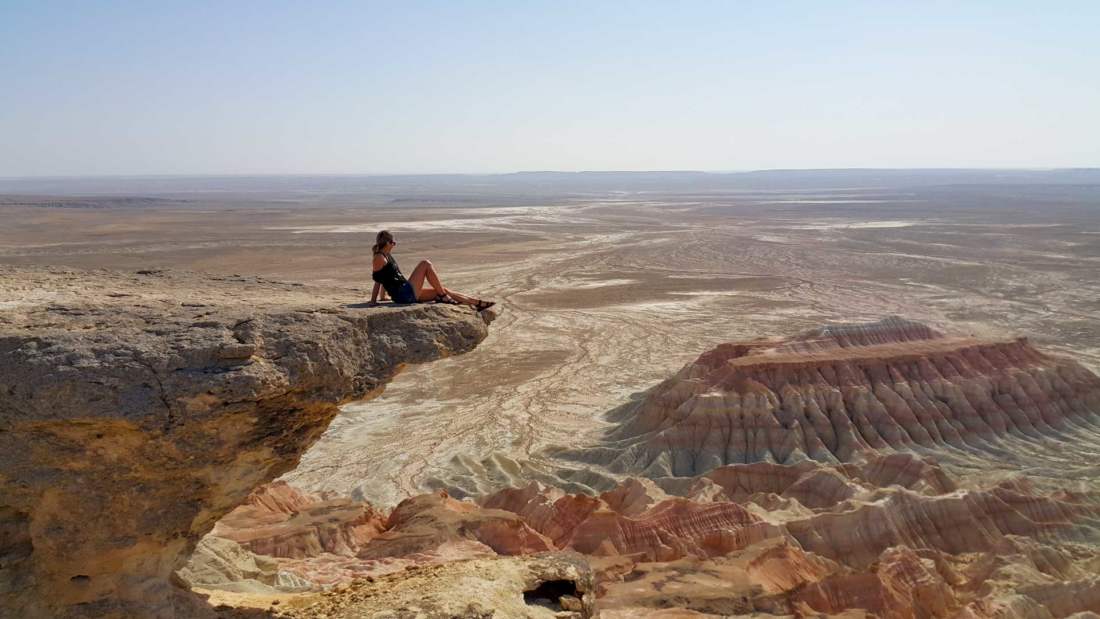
[3,166,1099,182]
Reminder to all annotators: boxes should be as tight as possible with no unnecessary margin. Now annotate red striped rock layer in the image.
[600,320,1100,476]
[195,448,1098,587]
[594,541,963,618]
[210,481,386,559]
[597,532,1100,618]
[184,487,559,591]
[192,453,1100,617]
[483,459,1100,618]
[480,455,1100,567]
[359,490,555,558]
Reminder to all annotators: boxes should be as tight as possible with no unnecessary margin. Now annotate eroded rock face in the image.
[210,481,387,560]
[593,317,1100,475]
[270,552,597,619]
[364,490,556,558]
[207,318,1100,617]
[0,266,494,618]
[472,454,1098,566]
[480,462,1100,616]
[175,536,314,595]
[217,455,1100,617]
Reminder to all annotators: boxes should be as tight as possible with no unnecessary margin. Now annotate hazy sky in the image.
[2,1,1098,176]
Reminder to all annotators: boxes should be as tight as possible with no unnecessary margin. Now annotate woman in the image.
[370,230,495,311]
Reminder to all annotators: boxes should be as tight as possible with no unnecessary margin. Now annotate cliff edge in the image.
[0,266,495,618]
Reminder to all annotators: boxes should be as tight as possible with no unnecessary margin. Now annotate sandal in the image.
[435,293,460,305]
[473,299,496,311]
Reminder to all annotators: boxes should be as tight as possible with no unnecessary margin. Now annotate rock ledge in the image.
[0,266,495,618]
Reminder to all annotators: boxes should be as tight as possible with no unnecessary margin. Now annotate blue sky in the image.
[1,1,1097,176]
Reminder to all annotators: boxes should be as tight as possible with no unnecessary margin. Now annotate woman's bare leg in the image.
[415,286,440,302]
[416,285,480,304]
[444,288,479,304]
[409,260,487,305]
[408,260,444,294]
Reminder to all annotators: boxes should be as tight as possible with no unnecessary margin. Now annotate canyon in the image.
[183,317,1100,617]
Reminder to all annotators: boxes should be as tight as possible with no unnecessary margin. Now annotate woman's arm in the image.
[370,253,388,304]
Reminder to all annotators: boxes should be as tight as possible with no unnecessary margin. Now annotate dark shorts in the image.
[393,281,418,304]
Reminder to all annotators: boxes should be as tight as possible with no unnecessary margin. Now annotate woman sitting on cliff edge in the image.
[370,229,495,311]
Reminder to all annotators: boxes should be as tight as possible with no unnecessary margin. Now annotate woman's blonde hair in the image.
[372,230,395,255]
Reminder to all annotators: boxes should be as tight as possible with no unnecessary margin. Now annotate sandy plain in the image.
[3,172,1099,509]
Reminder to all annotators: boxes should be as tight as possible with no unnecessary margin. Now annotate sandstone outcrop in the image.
[0,266,494,618]
[266,552,597,619]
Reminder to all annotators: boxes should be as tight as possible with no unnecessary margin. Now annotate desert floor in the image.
[4,177,1098,505]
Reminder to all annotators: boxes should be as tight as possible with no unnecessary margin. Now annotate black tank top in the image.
[372,253,408,298]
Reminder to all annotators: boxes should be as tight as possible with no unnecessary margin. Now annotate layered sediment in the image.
[201,453,1100,617]
[209,481,387,560]
[197,317,1100,617]
[582,316,1100,476]
[0,266,495,618]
